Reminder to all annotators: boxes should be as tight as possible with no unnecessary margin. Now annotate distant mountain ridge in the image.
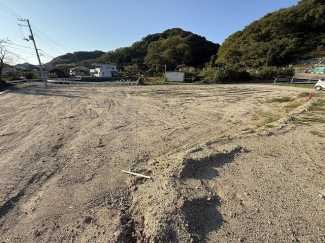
[50,28,220,70]
[50,50,105,66]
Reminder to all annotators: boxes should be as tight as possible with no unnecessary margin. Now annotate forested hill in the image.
[217,0,325,68]
[50,50,105,65]
[51,28,219,70]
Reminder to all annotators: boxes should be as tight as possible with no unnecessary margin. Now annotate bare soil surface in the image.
[0,83,324,242]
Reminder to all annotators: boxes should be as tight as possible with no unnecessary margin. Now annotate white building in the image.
[165,71,185,82]
[90,63,118,78]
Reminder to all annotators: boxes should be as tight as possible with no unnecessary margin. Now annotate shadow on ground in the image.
[8,85,88,99]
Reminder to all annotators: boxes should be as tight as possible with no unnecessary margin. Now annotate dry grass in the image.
[268,96,293,103]
[284,99,307,112]
[310,131,325,137]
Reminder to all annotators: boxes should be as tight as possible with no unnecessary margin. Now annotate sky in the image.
[0,0,300,65]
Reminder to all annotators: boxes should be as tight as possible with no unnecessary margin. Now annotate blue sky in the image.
[0,0,299,64]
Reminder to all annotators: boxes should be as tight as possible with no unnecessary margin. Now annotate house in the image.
[90,63,118,78]
[49,68,65,78]
[69,66,90,76]
[165,71,185,82]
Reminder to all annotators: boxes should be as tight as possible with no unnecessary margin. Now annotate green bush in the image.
[23,72,37,79]
[214,68,240,83]
[198,69,218,83]
[276,68,295,78]
[256,67,277,80]
[195,67,252,83]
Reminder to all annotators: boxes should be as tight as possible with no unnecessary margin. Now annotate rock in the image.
[84,216,93,224]
[318,189,325,198]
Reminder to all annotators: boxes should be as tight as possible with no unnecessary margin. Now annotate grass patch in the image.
[143,77,194,85]
[309,99,325,112]
[252,110,282,127]
[268,96,293,102]
[258,115,281,127]
[297,91,323,98]
[272,83,315,89]
[252,110,272,120]
[131,89,193,97]
[293,115,325,125]
[284,99,306,112]
[310,131,325,137]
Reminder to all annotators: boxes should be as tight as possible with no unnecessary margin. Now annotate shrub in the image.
[198,69,218,83]
[256,66,277,80]
[214,68,240,83]
[276,68,295,78]
[195,67,252,83]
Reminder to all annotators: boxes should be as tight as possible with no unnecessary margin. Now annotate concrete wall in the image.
[166,72,185,82]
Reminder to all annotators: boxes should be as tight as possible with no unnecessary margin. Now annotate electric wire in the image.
[0,1,78,63]
[6,42,34,49]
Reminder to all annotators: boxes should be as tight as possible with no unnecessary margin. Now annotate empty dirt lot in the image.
[0,83,325,243]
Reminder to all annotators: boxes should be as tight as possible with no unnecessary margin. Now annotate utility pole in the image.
[19,19,47,87]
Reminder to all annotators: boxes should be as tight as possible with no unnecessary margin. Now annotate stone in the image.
[319,189,325,198]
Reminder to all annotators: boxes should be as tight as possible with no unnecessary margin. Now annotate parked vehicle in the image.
[314,78,325,91]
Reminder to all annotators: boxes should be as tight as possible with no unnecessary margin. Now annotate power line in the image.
[0,1,77,65]
[39,49,54,59]
[0,12,16,23]
[6,42,34,49]
[7,51,29,62]
[31,25,74,52]
[5,46,35,54]
[0,2,22,19]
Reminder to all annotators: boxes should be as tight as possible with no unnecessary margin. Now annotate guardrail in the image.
[6,79,43,84]
[47,78,139,85]
[5,78,139,86]
[274,77,318,84]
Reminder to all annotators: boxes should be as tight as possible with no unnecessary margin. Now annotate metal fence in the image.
[47,78,139,85]
[6,78,139,85]
[274,77,318,84]
[5,79,43,84]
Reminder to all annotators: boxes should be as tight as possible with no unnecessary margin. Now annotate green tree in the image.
[217,0,325,68]
[145,36,192,70]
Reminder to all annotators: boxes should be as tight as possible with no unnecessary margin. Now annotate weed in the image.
[284,99,306,112]
[297,92,312,98]
[293,115,325,125]
[252,110,272,120]
[297,91,322,98]
[309,99,325,112]
[272,83,315,89]
[264,150,275,157]
[268,96,292,103]
[310,131,325,137]
[258,115,281,127]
